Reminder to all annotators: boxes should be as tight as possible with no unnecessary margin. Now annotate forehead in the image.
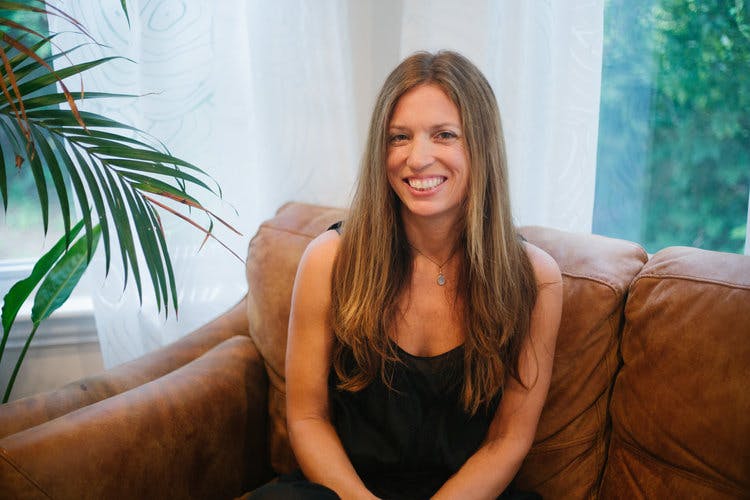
[389,84,461,127]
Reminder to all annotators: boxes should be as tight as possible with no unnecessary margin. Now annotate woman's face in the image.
[386,84,470,225]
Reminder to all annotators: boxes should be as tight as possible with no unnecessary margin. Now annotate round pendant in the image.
[437,273,446,286]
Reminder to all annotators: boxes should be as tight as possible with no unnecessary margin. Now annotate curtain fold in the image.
[53,0,603,367]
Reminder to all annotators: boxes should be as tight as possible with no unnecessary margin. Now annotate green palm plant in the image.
[0,1,239,402]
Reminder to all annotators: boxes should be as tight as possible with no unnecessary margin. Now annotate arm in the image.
[433,243,563,500]
[285,230,379,500]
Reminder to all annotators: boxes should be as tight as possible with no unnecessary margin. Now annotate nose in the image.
[405,136,434,171]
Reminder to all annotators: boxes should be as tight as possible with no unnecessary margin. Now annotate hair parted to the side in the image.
[330,50,538,415]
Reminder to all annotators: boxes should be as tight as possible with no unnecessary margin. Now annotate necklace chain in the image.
[408,243,458,286]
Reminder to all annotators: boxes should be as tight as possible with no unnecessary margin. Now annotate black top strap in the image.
[328,220,344,234]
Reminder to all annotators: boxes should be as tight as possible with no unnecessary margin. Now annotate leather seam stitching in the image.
[632,273,750,291]
[561,270,628,296]
[613,436,746,496]
[0,447,53,499]
[528,432,600,454]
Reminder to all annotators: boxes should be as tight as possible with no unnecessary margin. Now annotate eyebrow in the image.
[388,122,461,130]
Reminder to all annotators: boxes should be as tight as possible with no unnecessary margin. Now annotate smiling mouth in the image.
[406,176,446,191]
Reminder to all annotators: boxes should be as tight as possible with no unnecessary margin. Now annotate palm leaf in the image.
[4,91,136,112]
[47,133,94,259]
[25,109,140,132]
[0,17,47,43]
[2,224,102,403]
[0,113,24,177]
[109,159,215,194]
[145,203,178,314]
[70,143,112,274]
[144,195,244,263]
[30,126,71,240]
[26,127,49,232]
[65,128,161,151]
[0,44,30,140]
[130,176,203,208]
[89,146,205,172]
[0,219,86,365]
[122,185,167,313]
[1,31,86,130]
[0,1,47,15]
[31,225,101,324]
[1,33,51,79]
[0,1,90,40]
[86,151,132,289]
[0,128,7,210]
[119,0,130,26]
[100,163,143,300]
[14,57,120,97]
[11,41,99,84]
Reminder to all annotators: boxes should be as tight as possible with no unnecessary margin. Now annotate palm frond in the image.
[0,0,243,401]
[1,2,245,313]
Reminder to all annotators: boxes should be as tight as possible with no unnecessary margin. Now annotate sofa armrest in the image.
[0,296,251,438]
[0,335,270,500]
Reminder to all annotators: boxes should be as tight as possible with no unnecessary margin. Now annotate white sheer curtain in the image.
[53,0,603,367]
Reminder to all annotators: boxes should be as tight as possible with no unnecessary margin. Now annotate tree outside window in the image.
[0,6,63,260]
[594,0,750,254]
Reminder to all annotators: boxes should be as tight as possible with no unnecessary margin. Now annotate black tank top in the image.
[326,222,502,499]
[329,343,502,500]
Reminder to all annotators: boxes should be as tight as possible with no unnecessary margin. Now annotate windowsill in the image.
[1,260,98,350]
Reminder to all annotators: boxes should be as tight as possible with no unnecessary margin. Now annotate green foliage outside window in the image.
[594,0,750,253]
[0,6,62,259]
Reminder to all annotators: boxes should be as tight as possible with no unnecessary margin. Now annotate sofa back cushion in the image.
[515,227,647,499]
[245,203,346,473]
[600,247,750,498]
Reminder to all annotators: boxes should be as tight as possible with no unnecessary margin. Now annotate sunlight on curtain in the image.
[53,0,603,367]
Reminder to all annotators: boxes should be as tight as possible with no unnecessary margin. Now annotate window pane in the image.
[593,0,750,254]
[0,7,65,260]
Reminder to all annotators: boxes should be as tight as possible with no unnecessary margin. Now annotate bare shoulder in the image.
[522,242,563,352]
[288,228,342,347]
[522,241,562,287]
[298,229,342,277]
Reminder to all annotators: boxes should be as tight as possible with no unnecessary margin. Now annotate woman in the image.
[253,50,562,499]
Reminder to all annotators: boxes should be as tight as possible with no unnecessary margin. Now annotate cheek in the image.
[385,157,400,188]
[385,149,401,171]
[385,153,404,185]
[455,156,471,197]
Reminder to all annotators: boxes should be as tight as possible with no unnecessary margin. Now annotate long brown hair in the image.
[330,51,537,415]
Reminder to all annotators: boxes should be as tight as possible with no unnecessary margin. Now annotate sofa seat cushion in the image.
[601,247,750,498]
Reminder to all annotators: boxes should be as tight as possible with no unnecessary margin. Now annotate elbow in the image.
[287,413,330,445]
[484,432,535,466]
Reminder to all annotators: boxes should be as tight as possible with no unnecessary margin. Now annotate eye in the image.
[435,130,458,141]
[388,133,409,145]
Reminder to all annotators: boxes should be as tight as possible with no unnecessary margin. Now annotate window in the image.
[593,0,750,254]
[0,5,65,261]
[1,6,98,402]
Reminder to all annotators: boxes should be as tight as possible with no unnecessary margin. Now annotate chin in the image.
[399,200,462,221]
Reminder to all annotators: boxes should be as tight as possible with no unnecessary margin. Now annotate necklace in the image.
[409,243,458,286]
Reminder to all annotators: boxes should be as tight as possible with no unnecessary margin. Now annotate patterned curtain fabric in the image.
[52,0,603,367]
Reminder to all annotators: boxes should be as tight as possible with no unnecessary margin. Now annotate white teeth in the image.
[408,177,445,190]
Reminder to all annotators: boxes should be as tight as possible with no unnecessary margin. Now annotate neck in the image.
[400,210,462,262]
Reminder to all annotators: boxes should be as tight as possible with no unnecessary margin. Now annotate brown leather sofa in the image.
[1,202,748,499]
